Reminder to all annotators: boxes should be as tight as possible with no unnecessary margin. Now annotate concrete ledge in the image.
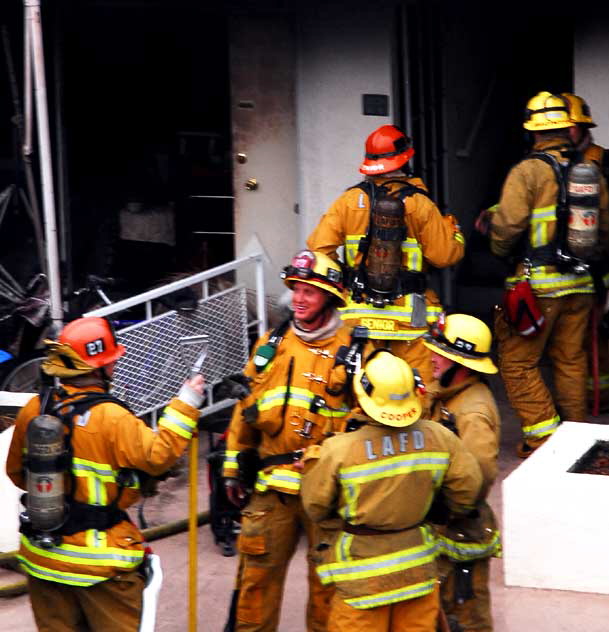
[503,422,609,594]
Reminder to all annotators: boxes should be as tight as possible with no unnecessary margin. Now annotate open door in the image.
[229,13,300,297]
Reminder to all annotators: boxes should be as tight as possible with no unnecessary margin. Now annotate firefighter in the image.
[300,350,483,632]
[6,316,205,632]
[422,314,501,632]
[307,124,465,385]
[490,91,609,458]
[222,250,366,632]
[561,92,609,412]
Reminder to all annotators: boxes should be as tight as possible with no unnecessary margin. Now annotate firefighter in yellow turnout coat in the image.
[223,251,366,632]
[423,314,501,632]
[7,317,204,632]
[307,125,465,385]
[301,351,483,632]
[490,91,609,456]
[561,93,609,412]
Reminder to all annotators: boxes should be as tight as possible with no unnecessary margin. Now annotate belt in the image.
[343,522,410,536]
[259,450,304,469]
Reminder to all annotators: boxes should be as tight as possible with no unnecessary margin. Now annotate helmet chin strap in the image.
[439,362,460,388]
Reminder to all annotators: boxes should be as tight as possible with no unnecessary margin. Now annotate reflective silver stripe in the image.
[159,411,195,433]
[18,557,102,586]
[339,456,449,482]
[346,580,434,608]
[72,462,114,477]
[318,544,437,580]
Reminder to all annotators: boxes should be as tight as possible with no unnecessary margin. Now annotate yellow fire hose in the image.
[188,433,199,632]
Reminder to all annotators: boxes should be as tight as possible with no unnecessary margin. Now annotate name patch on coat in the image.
[364,430,424,460]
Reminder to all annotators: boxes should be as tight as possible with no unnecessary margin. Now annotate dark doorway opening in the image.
[60,1,233,296]
[396,1,574,320]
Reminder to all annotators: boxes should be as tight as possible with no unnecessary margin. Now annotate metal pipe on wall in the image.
[24,0,63,329]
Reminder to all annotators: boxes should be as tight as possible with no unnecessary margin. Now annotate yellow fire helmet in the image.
[562,92,597,128]
[281,250,346,306]
[422,313,498,374]
[523,91,574,131]
[353,350,422,427]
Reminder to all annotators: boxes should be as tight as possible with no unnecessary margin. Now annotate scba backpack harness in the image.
[348,179,431,308]
[21,387,141,547]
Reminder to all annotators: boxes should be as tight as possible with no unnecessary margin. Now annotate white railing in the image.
[85,253,266,420]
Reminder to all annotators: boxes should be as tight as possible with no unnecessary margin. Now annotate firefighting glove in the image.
[224,477,249,509]
[214,374,252,401]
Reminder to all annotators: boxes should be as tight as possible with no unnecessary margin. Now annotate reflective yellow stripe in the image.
[345,578,436,609]
[454,232,465,245]
[255,468,301,494]
[529,205,556,248]
[223,449,239,474]
[317,526,437,584]
[402,238,423,272]
[257,386,349,418]
[158,405,196,439]
[339,452,449,485]
[72,458,114,505]
[522,415,560,439]
[339,482,360,522]
[21,534,144,569]
[18,554,105,587]
[437,529,502,561]
[335,532,354,563]
[507,266,594,296]
[587,375,609,390]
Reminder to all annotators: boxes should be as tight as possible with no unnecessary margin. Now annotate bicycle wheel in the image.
[0,351,45,393]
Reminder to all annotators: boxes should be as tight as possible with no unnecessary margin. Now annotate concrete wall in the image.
[295,4,395,245]
[575,16,609,148]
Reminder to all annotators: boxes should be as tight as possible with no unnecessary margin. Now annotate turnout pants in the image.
[28,571,143,632]
[327,583,439,632]
[438,557,492,632]
[495,293,594,445]
[235,491,333,632]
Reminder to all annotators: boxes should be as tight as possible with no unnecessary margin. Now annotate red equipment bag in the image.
[503,280,545,337]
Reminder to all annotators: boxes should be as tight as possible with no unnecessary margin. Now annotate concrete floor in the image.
[2,375,609,631]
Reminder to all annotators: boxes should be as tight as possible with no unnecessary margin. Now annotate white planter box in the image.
[503,422,609,594]
[0,392,35,552]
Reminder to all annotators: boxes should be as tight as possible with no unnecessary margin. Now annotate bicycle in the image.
[0,274,133,393]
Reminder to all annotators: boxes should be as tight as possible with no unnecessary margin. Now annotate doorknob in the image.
[245,178,258,191]
[236,152,247,164]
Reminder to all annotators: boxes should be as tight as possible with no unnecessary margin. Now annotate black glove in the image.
[213,374,252,401]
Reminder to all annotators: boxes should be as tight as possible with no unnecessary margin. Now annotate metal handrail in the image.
[84,252,267,339]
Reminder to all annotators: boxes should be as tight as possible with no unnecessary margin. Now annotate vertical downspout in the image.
[25,0,63,329]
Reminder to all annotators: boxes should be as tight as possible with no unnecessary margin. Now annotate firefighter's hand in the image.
[224,478,248,508]
[474,209,491,235]
[178,375,205,409]
[187,374,205,394]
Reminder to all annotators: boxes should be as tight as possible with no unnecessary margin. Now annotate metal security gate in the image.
[85,253,266,418]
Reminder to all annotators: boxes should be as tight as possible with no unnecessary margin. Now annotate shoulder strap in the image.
[268,317,291,348]
[526,151,570,253]
[601,149,609,184]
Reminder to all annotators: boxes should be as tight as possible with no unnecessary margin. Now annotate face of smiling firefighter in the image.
[291,281,330,327]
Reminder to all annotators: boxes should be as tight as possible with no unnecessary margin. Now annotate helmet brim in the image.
[359,148,415,175]
[422,338,498,374]
[283,277,346,307]
[353,369,422,427]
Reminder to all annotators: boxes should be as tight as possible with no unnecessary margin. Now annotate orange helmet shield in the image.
[59,317,126,369]
[359,125,415,175]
